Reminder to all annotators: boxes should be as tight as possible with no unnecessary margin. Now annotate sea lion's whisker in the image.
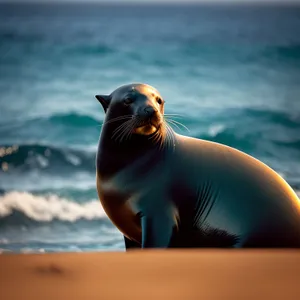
[145,123,163,150]
[148,132,157,142]
[169,125,175,149]
[112,119,133,142]
[112,121,129,137]
[117,126,132,143]
[166,123,176,151]
[160,124,168,150]
[119,127,130,143]
[123,125,132,142]
[127,125,135,141]
[118,117,140,143]
[164,114,183,117]
[148,127,160,141]
[165,119,181,132]
[164,114,184,119]
[104,116,133,132]
[119,121,137,143]
[167,127,173,150]
[151,126,163,150]
[157,134,164,151]
[166,119,190,132]
[165,124,172,150]
[105,115,133,125]
[166,119,187,130]
[116,124,128,143]
[153,131,162,147]
[101,115,133,132]
[124,119,139,142]
[148,131,157,143]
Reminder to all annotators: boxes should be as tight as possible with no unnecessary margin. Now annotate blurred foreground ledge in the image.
[1,250,300,300]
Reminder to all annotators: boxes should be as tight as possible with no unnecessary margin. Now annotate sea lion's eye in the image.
[124,98,133,106]
[157,97,163,105]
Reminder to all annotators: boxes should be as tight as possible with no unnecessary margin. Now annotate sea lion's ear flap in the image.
[95,95,111,113]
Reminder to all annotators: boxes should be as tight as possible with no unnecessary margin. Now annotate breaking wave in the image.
[0,143,95,173]
[0,191,107,223]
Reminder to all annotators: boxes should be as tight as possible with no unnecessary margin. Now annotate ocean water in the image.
[0,3,300,253]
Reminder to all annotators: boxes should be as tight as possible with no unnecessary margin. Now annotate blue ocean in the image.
[0,3,299,253]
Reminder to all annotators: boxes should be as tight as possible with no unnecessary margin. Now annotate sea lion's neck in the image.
[97,125,172,178]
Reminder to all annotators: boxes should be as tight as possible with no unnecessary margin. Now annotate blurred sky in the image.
[1,0,300,3]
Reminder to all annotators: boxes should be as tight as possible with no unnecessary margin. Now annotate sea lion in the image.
[95,83,300,249]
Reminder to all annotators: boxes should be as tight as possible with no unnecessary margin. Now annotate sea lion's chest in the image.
[96,150,173,242]
[97,147,173,194]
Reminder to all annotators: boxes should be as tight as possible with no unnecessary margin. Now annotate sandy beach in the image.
[1,250,300,300]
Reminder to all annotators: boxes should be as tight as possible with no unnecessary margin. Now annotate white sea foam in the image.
[208,124,226,137]
[20,248,45,254]
[0,191,107,222]
[36,154,49,168]
[0,248,12,254]
[64,152,81,166]
[0,238,9,244]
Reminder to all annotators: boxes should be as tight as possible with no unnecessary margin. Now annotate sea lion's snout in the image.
[133,105,162,135]
[136,105,157,121]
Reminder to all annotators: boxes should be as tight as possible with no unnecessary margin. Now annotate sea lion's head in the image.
[96,83,166,141]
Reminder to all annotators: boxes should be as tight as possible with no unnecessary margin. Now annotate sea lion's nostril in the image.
[144,106,155,116]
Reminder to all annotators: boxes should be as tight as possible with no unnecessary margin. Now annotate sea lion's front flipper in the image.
[141,212,175,248]
[124,236,141,250]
